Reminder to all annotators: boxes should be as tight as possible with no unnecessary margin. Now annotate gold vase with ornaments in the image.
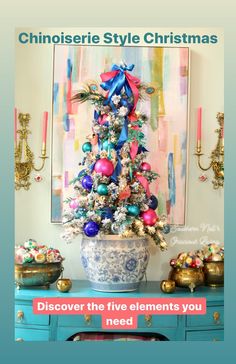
[168,251,205,292]
[203,261,224,287]
[202,243,224,287]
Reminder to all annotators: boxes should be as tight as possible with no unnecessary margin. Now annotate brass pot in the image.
[169,267,205,292]
[15,263,63,289]
[203,261,224,287]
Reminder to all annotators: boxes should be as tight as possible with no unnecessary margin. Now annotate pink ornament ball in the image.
[94,158,114,177]
[140,208,158,226]
[140,162,151,171]
[69,199,79,210]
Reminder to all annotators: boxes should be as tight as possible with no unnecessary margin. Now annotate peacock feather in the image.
[71,81,105,105]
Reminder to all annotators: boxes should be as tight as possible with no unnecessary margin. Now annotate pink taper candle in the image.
[42,111,48,146]
[14,107,17,145]
[197,107,202,142]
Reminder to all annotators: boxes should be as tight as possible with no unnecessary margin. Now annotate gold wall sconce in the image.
[195,112,224,189]
[14,112,48,190]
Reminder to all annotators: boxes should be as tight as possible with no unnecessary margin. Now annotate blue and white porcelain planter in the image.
[81,235,150,292]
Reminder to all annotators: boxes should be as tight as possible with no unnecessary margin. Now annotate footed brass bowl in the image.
[15,262,63,289]
[203,261,224,287]
[169,267,205,292]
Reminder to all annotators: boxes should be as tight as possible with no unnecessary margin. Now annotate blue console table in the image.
[15,280,224,341]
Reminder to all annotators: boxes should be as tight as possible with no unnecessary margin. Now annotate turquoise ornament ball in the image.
[102,140,115,151]
[97,184,109,196]
[127,205,140,217]
[82,142,92,153]
[75,208,87,219]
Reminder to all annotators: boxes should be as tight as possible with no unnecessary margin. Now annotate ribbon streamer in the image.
[117,117,128,150]
[134,172,151,197]
[130,140,139,161]
[111,156,122,183]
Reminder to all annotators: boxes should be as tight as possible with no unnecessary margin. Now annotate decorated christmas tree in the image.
[62,63,170,250]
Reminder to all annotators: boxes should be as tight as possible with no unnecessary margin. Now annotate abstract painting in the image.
[51,45,189,224]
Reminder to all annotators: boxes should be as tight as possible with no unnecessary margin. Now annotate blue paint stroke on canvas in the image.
[63,113,70,132]
[67,58,72,79]
[53,83,59,114]
[168,153,176,206]
[181,135,187,178]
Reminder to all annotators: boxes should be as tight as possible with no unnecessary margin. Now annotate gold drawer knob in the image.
[17,310,24,322]
[16,338,24,342]
[84,314,91,325]
[213,311,220,323]
[144,314,152,327]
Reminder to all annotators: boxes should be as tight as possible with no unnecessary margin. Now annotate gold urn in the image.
[203,261,224,287]
[169,267,205,292]
[15,262,63,289]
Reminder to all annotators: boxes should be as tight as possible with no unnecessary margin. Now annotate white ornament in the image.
[111,95,121,105]
[118,106,128,117]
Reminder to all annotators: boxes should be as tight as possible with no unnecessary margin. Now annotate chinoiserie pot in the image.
[169,267,205,291]
[15,263,63,289]
[81,235,150,292]
[203,261,224,287]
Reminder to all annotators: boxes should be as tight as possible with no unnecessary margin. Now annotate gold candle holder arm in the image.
[194,144,213,171]
[32,145,48,172]
[194,112,224,189]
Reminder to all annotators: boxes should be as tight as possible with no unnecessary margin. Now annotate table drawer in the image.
[187,306,224,327]
[138,315,178,328]
[15,328,49,341]
[58,314,101,328]
[15,304,49,326]
[186,329,224,341]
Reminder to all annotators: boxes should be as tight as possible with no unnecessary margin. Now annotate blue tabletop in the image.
[15,280,224,302]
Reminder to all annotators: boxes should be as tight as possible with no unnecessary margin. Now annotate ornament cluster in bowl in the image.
[62,62,170,292]
[15,239,64,289]
[169,252,205,292]
[201,243,224,287]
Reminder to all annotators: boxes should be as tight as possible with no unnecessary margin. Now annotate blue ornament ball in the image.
[74,208,87,219]
[163,224,171,234]
[82,142,92,153]
[83,221,100,237]
[102,140,115,151]
[97,184,108,195]
[81,175,93,191]
[148,195,158,210]
[100,207,113,220]
[127,205,140,217]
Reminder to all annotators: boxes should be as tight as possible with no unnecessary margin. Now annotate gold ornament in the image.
[56,278,72,293]
[160,280,176,293]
